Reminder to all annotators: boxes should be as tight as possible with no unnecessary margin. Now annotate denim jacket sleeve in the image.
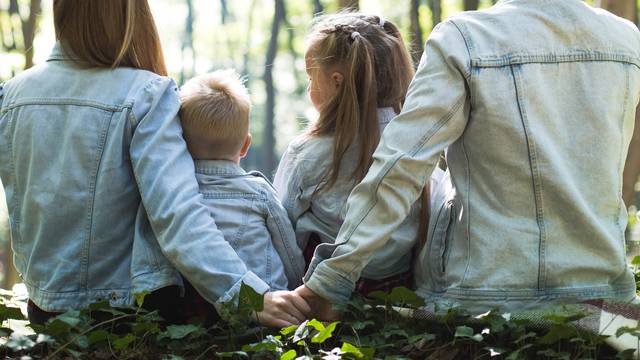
[304,20,472,304]
[273,143,312,246]
[129,77,269,309]
[263,185,306,289]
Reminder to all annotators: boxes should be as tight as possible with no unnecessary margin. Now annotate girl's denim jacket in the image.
[274,108,424,280]
[304,0,640,311]
[0,44,270,312]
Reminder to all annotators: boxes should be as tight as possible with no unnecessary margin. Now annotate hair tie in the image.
[379,16,386,27]
[351,31,361,40]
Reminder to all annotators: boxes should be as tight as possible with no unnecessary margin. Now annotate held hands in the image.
[254,291,313,328]
[294,285,341,322]
[253,286,341,327]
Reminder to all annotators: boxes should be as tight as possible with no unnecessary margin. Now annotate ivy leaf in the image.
[351,320,374,330]
[163,324,204,340]
[238,283,264,316]
[539,324,578,345]
[280,324,298,336]
[454,326,483,342]
[293,320,310,343]
[312,321,339,344]
[280,349,297,360]
[341,342,364,359]
[632,256,640,266]
[135,291,151,308]
[87,330,109,345]
[6,333,35,352]
[0,304,24,321]
[113,334,136,350]
[307,319,325,332]
[386,287,426,308]
[216,351,249,359]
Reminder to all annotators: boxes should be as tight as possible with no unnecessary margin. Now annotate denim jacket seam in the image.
[1,98,126,113]
[341,95,466,277]
[615,65,631,251]
[82,110,115,289]
[472,52,640,68]
[448,20,473,80]
[264,194,304,278]
[510,65,548,290]
[459,132,473,287]
[201,191,264,200]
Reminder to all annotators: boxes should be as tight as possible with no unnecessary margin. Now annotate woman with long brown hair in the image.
[0,0,310,326]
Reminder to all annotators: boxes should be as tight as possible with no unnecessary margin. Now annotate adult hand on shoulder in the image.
[254,291,313,328]
[294,285,341,321]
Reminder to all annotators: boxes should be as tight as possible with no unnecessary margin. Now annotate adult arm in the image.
[303,20,472,306]
[129,77,308,325]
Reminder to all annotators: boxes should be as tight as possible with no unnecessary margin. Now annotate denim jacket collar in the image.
[47,42,77,62]
[195,160,246,176]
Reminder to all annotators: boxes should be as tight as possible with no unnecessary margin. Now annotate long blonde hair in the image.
[53,0,167,76]
[306,13,414,192]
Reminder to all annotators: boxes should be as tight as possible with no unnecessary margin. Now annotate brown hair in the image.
[53,0,168,76]
[306,13,414,192]
[179,70,251,160]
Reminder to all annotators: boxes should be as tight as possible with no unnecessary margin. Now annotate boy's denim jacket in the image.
[194,160,305,290]
[0,44,271,312]
[305,0,640,311]
[274,108,422,280]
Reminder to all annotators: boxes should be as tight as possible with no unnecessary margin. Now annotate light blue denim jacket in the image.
[194,160,305,290]
[274,108,423,280]
[0,44,270,312]
[305,0,640,311]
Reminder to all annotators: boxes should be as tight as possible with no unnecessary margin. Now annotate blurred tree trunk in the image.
[263,0,286,177]
[599,1,640,207]
[463,0,479,11]
[220,0,229,24]
[599,0,638,23]
[410,0,424,65]
[5,0,42,69]
[428,0,441,28]
[180,0,196,85]
[313,0,324,15]
[338,0,359,10]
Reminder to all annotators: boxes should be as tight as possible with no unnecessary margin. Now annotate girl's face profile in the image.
[305,52,342,112]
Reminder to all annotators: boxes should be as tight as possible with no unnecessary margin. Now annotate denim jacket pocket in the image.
[428,199,456,290]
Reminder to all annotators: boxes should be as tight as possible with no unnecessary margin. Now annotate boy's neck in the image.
[194,156,241,165]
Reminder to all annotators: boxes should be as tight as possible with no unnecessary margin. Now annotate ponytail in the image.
[306,13,414,193]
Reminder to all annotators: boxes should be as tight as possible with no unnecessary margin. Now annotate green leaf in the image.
[216,351,249,359]
[113,334,136,350]
[385,287,426,307]
[454,325,474,338]
[307,319,325,332]
[351,320,375,330]
[632,256,640,266]
[280,349,297,360]
[44,318,73,337]
[280,324,298,336]
[6,333,35,351]
[539,324,578,345]
[293,320,310,343]
[163,324,204,340]
[312,321,339,344]
[55,310,84,328]
[74,334,89,349]
[238,282,264,315]
[0,304,24,321]
[135,291,151,308]
[87,330,109,345]
[341,342,364,359]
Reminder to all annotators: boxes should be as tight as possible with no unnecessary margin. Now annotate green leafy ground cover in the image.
[0,267,638,359]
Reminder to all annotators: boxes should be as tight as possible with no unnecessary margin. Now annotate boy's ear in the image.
[331,72,344,89]
[239,133,252,158]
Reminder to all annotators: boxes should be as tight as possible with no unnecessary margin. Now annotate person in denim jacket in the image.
[274,14,429,293]
[0,0,310,327]
[295,0,640,319]
[179,70,305,293]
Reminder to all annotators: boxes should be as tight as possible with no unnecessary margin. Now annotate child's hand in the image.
[294,285,341,321]
[254,291,313,328]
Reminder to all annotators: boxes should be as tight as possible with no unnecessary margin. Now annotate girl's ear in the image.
[331,71,344,89]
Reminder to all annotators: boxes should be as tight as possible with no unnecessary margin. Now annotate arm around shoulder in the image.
[129,76,270,309]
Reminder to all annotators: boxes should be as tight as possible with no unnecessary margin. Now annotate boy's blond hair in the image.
[179,70,251,160]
